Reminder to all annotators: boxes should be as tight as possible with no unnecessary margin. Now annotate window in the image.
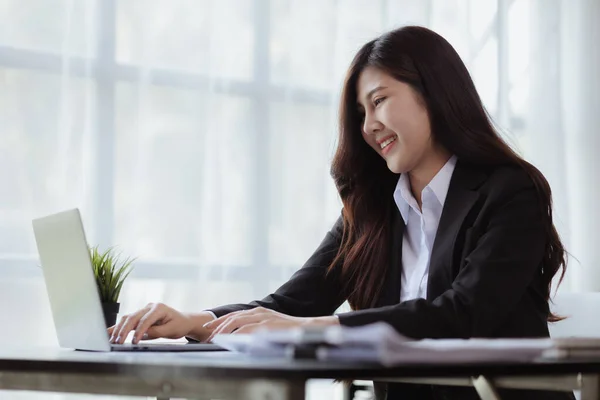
[0,0,528,341]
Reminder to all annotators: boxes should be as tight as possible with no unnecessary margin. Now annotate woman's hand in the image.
[107,303,215,344]
[204,307,339,343]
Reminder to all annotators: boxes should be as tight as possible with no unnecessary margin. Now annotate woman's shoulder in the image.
[485,163,534,188]
[470,162,537,203]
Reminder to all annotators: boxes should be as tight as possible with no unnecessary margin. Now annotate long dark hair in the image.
[329,26,566,322]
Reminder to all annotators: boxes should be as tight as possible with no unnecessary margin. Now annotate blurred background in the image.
[1,0,599,399]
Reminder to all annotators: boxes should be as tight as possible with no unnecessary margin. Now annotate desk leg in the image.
[580,375,600,400]
[472,376,501,400]
[343,381,372,400]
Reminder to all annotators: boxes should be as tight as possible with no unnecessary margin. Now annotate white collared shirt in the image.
[394,156,457,302]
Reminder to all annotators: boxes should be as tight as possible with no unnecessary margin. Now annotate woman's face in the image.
[356,66,434,174]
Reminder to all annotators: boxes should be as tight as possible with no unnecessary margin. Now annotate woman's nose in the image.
[363,114,383,136]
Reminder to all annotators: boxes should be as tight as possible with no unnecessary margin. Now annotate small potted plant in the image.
[90,246,136,327]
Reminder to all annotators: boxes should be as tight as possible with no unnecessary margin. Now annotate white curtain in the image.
[0,1,598,398]
[557,0,600,292]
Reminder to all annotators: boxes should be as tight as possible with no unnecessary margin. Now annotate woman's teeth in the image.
[380,136,397,149]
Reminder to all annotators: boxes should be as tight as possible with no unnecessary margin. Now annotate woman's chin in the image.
[386,158,408,174]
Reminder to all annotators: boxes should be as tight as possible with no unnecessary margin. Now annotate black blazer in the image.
[209,161,574,400]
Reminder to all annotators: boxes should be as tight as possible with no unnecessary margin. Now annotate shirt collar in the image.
[394,173,412,224]
[428,155,457,206]
[393,155,458,223]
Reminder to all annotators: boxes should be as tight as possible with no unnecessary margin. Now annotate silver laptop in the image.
[32,208,223,352]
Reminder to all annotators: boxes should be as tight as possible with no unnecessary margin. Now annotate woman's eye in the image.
[373,97,386,106]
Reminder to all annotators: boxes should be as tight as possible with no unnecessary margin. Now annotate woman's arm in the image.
[109,216,346,344]
[337,185,546,339]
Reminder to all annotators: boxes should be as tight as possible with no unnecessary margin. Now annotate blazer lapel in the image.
[426,161,486,299]
[377,202,404,307]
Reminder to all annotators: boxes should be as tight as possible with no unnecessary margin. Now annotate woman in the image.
[109,26,572,400]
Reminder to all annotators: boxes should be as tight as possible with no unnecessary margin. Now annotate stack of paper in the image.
[212,322,555,366]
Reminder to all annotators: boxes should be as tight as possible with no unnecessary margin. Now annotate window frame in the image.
[0,0,516,295]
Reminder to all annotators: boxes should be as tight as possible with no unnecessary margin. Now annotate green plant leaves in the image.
[89,246,136,304]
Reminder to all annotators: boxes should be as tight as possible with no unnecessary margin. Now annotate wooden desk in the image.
[0,347,598,400]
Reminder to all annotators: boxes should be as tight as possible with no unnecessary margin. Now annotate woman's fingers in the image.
[232,322,266,335]
[109,312,133,343]
[203,309,245,330]
[204,307,270,331]
[132,305,167,344]
[108,303,194,344]
[206,314,265,342]
[114,313,142,344]
[110,305,152,344]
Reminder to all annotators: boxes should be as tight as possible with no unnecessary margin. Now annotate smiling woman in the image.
[109,26,572,400]
[357,69,439,176]
[357,67,451,206]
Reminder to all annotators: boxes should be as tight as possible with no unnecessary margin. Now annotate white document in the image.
[212,322,555,366]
